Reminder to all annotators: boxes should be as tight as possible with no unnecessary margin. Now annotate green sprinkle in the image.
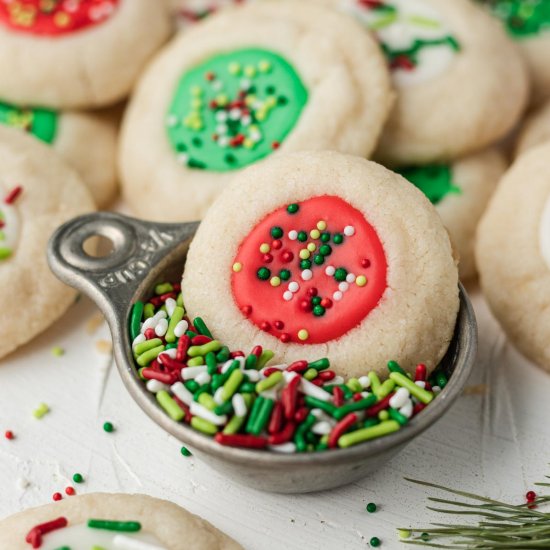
[388,407,408,426]
[143,303,155,319]
[368,371,381,394]
[250,397,274,435]
[338,420,400,448]
[165,306,184,343]
[223,414,246,435]
[134,338,163,356]
[304,368,317,381]
[197,392,217,411]
[376,379,396,399]
[180,446,192,457]
[245,353,258,370]
[205,352,218,375]
[154,283,173,295]
[287,203,299,214]
[333,233,344,245]
[136,345,165,367]
[387,360,408,377]
[370,536,381,547]
[256,349,274,370]
[389,372,433,404]
[33,403,50,419]
[188,340,222,357]
[185,380,199,393]
[346,378,362,393]
[257,267,271,280]
[397,529,411,539]
[129,301,144,340]
[88,519,141,532]
[187,356,204,367]
[72,473,84,483]
[334,268,348,282]
[304,396,337,416]
[333,395,377,420]
[103,421,114,433]
[213,401,233,416]
[51,346,64,357]
[366,502,377,513]
[256,371,283,393]
[222,369,244,402]
[245,395,264,433]
[436,371,448,389]
[297,231,307,242]
[270,226,283,239]
[215,346,230,363]
[191,416,218,435]
[193,317,213,338]
[308,358,330,371]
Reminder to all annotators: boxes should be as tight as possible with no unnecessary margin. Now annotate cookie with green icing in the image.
[316,0,528,165]
[119,0,393,221]
[396,147,506,280]
[0,101,118,207]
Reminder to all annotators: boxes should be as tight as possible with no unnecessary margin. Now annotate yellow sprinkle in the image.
[232,262,242,273]
[356,276,367,287]
[191,98,203,109]
[33,403,50,419]
[270,277,281,287]
[317,221,327,231]
[310,229,320,240]
[228,62,241,75]
[244,138,254,149]
[307,243,316,252]
[216,94,228,106]
[259,243,270,254]
[265,96,277,108]
[245,95,256,107]
[191,86,203,96]
[299,249,310,260]
[378,410,389,421]
[244,65,256,77]
[191,121,203,131]
[255,111,266,121]
[297,329,309,341]
[54,11,70,27]
[258,60,272,73]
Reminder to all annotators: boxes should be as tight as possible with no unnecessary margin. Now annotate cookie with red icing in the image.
[119,0,393,222]
[0,0,171,109]
[315,0,529,166]
[182,151,459,378]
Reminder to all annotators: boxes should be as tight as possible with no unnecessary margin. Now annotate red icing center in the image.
[0,0,119,36]
[231,196,388,344]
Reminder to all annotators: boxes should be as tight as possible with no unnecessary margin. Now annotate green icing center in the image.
[397,165,461,205]
[165,48,308,172]
[0,101,57,143]
[481,0,550,37]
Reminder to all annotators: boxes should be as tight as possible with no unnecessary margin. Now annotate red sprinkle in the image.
[329,413,358,449]
[333,386,344,407]
[173,397,192,424]
[271,240,282,250]
[280,333,291,343]
[415,363,427,382]
[294,406,308,424]
[176,335,191,362]
[526,490,537,502]
[287,360,308,373]
[52,492,62,502]
[215,433,268,449]
[365,394,395,417]
[144,328,156,340]
[263,253,273,264]
[263,367,282,377]
[251,345,263,358]
[268,401,284,434]
[241,305,252,317]
[413,402,426,415]
[4,430,14,440]
[282,374,300,420]
[65,486,75,496]
[4,185,22,205]
[25,517,67,549]
[141,368,178,385]
[230,351,245,358]
[191,335,212,346]
[268,420,296,445]
[273,320,284,330]
[318,370,335,382]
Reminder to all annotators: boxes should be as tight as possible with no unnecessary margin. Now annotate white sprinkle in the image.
[299,378,332,401]
[361,391,372,399]
[190,402,227,425]
[214,387,225,405]
[268,442,296,454]
[242,115,252,126]
[240,78,251,89]
[346,273,356,284]
[389,387,410,409]
[415,380,427,389]
[288,230,298,240]
[301,269,313,281]
[232,393,247,417]
[165,298,177,317]
[333,291,343,301]
[311,421,332,435]
[400,400,414,419]
[283,291,293,301]
[146,379,169,394]
[195,372,211,386]
[332,376,345,385]
[212,79,223,91]
[113,534,167,550]
[288,281,299,293]
[260,389,278,400]
[432,386,442,395]
[215,111,228,122]
[181,366,207,380]
[166,114,178,127]
[229,108,242,120]
[216,124,228,135]
[177,153,189,165]
[220,359,234,373]
[132,334,146,349]
[283,371,299,383]
[174,320,189,338]
[218,136,229,148]
[325,265,335,276]
[154,318,169,337]
[250,130,262,142]
[358,375,371,389]
[158,348,177,361]
[245,369,260,382]
[344,225,355,236]
[338,282,349,293]
[171,382,194,406]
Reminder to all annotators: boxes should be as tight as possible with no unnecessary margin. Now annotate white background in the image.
[0,289,548,549]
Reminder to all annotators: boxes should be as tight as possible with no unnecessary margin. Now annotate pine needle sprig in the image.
[398,476,550,548]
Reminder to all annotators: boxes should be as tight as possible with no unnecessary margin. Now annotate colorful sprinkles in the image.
[0,184,22,261]
[0,0,120,36]
[0,101,57,144]
[231,196,387,344]
[480,0,550,37]
[166,48,307,171]
[128,280,448,453]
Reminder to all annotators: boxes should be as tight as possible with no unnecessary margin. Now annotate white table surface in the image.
[1,287,548,550]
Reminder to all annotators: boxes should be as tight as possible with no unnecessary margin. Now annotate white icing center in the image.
[339,0,459,87]
[0,200,19,261]
[540,196,550,270]
[42,522,167,550]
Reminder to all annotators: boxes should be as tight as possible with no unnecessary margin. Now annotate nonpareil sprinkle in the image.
[129,281,448,454]
[103,422,114,433]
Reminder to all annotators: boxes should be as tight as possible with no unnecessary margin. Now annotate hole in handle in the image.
[82,234,116,258]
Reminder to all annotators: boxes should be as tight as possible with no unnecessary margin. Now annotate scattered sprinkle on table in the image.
[370,536,381,547]
[127,280,449,454]
[103,422,114,433]
[64,486,75,496]
[4,430,14,440]
[366,502,377,513]
[95,339,112,355]
[180,446,192,457]
[72,473,84,484]
[52,492,62,501]
[51,346,64,357]
[33,403,50,419]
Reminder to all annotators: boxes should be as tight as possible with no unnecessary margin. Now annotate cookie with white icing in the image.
[0,492,242,550]
[119,0,393,222]
[0,0,172,109]
[315,0,528,166]
[0,126,95,359]
[397,147,507,280]
[477,142,550,372]
[182,151,459,378]
[479,0,550,107]
[0,101,118,207]
[515,97,550,157]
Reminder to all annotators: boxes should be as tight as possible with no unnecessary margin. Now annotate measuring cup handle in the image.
[47,211,199,317]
